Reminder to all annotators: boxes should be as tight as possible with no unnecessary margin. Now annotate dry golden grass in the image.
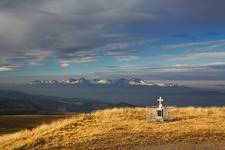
[0,107,225,150]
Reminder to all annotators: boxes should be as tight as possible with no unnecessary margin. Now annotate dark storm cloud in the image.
[1,0,225,67]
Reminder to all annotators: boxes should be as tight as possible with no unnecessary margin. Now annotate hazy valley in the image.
[1,78,225,106]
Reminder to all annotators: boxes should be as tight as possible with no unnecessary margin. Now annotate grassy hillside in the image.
[0,107,225,150]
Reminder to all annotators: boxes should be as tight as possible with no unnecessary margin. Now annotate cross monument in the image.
[156,96,164,121]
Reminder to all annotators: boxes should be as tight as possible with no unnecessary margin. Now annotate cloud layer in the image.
[1,0,225,79]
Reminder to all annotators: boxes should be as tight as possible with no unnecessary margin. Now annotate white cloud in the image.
[0,66,14,72]
[24,50,51,65]
[60,56,99,64]
[160,39,225,50]
[60,63,69,68]
[170,51,225,61]
[115,55,140,61]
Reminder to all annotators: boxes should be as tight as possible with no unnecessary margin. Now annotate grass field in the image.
[0,114,74,135]
[0,107,225,149]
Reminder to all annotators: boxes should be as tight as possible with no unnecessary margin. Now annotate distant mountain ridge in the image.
[31,78,179,87]
[2,79,225,107]
[0,90,134,115]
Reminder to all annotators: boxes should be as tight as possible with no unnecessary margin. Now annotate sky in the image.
[1,0,225,81]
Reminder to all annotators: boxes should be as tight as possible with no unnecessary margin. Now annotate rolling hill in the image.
[0,107,225,150]
[0,90,133,115]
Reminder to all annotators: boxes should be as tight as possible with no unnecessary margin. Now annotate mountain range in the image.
[1,78,225,107]
[31,78,178,87]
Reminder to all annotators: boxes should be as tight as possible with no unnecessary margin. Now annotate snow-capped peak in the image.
[129,78,147,85]
[93,79,111,84]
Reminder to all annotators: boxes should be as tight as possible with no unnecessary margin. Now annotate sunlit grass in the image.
[0,107,225,149]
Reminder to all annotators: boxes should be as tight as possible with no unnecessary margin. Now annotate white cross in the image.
[157,97,164,108]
